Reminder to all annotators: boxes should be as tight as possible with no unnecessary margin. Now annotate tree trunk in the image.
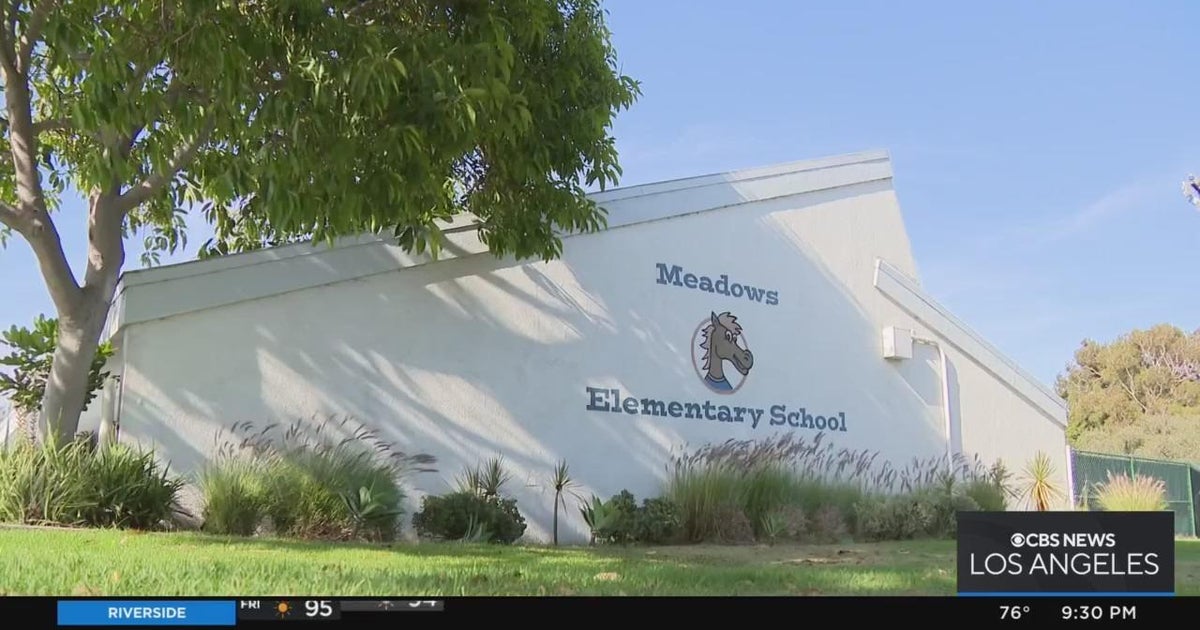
[553,497,560,546]
[38,297,112,443]
[36,189,127,443]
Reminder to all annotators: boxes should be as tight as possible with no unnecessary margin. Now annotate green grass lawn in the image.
[1,527,1197,596]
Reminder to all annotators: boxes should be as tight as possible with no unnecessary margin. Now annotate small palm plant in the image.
[549,459,580,546]
[1018,451,1064,511]
[458,455,511,498]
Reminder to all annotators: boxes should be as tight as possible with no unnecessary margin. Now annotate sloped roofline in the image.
[873,258,1068,426]
[105,149,895,336]
[115,149,892,290]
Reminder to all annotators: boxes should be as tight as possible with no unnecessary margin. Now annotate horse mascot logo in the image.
[693,311,754,394]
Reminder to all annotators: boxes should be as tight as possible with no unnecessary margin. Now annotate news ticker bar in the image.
[54,599,444,625]
[29,596,1200,626]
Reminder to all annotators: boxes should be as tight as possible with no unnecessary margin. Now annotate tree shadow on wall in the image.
[120,177,951,544]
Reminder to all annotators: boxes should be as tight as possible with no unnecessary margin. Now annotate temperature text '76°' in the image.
[1000,605,1030,620]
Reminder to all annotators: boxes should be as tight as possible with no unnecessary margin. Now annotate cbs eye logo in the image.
[1010,533,1056,547]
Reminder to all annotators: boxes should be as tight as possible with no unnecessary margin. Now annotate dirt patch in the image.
[771,548,868,566]
[637,543,882,566]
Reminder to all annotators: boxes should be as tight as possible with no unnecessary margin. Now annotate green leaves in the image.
[1058,324,1200,442]
[13,1,635,263]
[0,315,115,415]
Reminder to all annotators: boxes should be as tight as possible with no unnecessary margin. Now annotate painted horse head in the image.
[700,311,754,386]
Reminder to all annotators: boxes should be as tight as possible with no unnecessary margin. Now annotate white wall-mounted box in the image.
[882,325,913,360]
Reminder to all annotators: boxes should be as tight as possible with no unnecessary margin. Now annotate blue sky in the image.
[2,1,1198,389]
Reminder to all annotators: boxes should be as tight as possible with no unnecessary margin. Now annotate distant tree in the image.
[1073,414,1200,462]
[1056,324,1200,460]
[0,1,640,441]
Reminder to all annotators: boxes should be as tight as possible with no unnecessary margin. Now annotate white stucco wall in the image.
[97,153,1070,543]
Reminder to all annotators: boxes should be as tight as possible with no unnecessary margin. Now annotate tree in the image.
[0,314,114,427]
[1056,324,1200,460]
[0,1,639,441]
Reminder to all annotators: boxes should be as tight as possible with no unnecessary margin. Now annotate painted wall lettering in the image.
[585,386,849,433]
[656,263,779,305]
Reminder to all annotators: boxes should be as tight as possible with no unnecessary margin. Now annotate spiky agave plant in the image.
[579,495,621,545]
[1018,451,1064,511]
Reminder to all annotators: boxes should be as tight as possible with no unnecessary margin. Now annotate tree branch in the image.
[16,209,83,314]
[0,2,9,63]
[0,198,20,230]
[32,117,70,134]
[82,194,125,296]
[1,32,81,314]
[0,3,15,80]
[5,0,17,52]
[17,0,55,74]
[113,117,214,214]
[1118,367,1147,413]
[5,48,50,219]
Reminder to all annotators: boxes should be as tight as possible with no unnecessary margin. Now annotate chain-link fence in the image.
[1071,449,1198,537]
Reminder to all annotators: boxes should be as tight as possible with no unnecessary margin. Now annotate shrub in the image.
[665,435,1000,543]
[759,511,787,543]
[916,486,980,538]
[413,457,525,544]
[580,491,682,544]
[199,458,266,536]
[411,491,526,544]
[202,418,435,541]
[632,497,681,544]
[665,462,741,542]
[854,486,980,541]
[715,506,756,543]
[0,435,92,525]
[810,505,849,543]
[0,435,181,529]
[964,477,1008,512]
[588,490,638,544]
[260,450,404,541]
[667,434,880,543]
[854,495,917,541]
[760,505,807,543]
[738,464,801,537]
[1095,472,1169,511]
[790,478,867,533]
[80,443,184,529]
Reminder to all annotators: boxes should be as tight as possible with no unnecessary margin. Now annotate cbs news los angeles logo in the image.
[956,511,1175,595]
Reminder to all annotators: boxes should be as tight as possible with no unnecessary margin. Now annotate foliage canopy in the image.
[1057,324,1200,460]
[0,0,639,439]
